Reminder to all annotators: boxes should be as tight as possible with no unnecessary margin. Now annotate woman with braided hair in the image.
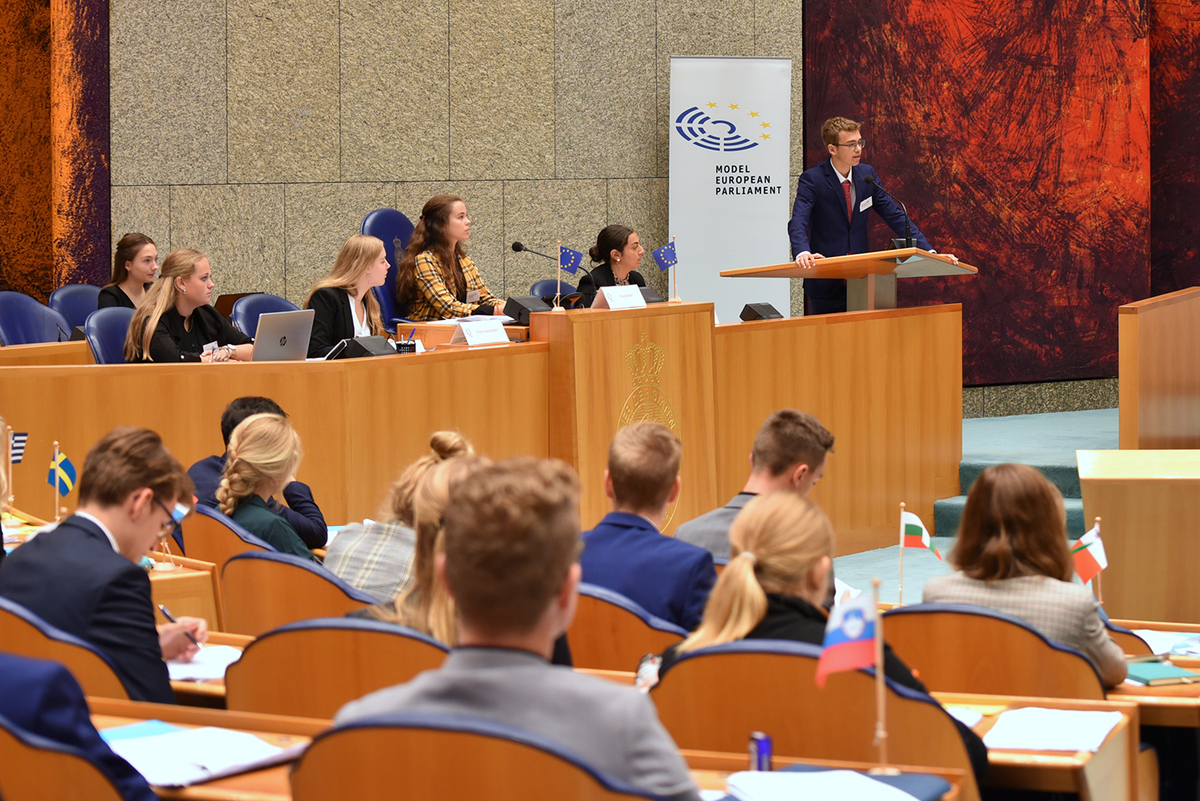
[216,413,316,562]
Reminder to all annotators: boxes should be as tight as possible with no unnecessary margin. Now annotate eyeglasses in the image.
[152,497,189,540]
[834,139,866,150]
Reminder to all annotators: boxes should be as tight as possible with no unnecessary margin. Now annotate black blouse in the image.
[97,283,151,310]
[140,305,252,363]
[576,263,647,307]
[305,287,359,358]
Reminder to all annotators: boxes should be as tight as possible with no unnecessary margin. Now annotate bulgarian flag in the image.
[815,592,877,687]
[900,510,942,561]
[1072,524,1107,584]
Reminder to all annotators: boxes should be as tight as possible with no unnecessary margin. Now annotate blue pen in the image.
[409,327,416,341]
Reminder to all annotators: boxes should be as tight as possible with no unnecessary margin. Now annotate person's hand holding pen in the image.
[157,604,209,662]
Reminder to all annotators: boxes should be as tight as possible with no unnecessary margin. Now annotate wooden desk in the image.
[713,305,962,551]
[0,340,93,366]
[150,564,219,631]
[1078,449,1200,620]
[401,322,530,347]
[932,693,1138,801]
[169,633,251,708]
[0,344,550,524]
[1118,286,1200,449]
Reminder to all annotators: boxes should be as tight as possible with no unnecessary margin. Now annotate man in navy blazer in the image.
[0,427,208,703]
[788,117,954,315]
[579,422,716,631]
[0,652,157,800]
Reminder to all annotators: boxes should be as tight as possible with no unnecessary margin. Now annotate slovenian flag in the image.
[815,592,877,687]
[901,510,942,560]
[1072,524,1107,584]
[652,241,677,272]
[559,246,584,275]
[47,451,77,496]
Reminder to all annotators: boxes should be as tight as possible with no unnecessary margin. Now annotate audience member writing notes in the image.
[103,722,306,787]
[982,708,1123,752]
[166,644,242,682]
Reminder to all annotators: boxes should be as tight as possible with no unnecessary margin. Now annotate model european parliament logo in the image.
[674,102,773,152]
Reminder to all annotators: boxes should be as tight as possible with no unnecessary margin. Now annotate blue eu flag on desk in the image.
[652,241,677,272]
[559,246,584,275]
[47,451,77,496]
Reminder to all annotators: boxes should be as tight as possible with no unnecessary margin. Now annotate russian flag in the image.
[815,593,877,687]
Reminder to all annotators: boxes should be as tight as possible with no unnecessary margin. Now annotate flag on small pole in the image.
[9,431,27,464]
[1072,518,1106,599]
[558,245,584,312]
[815,589,877,687]
[48,443,76,521]
[652,239,681,303]
[898,504,941,605]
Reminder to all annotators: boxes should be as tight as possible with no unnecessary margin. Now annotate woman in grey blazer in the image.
[922,463,1126,687]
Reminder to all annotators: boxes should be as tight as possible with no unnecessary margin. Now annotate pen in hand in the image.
[158,604,201,648]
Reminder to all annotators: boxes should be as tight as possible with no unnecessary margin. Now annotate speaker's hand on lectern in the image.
[795,251,825,269]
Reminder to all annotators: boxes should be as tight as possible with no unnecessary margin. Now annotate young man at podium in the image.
[788,117,952,315]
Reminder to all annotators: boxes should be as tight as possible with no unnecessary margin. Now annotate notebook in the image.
[251,309,314,361]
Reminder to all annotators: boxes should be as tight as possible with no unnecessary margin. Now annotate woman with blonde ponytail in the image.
[124,249,253,363]
[216,414,315,561]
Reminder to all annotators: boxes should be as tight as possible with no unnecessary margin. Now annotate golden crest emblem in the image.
[620,332,680,528]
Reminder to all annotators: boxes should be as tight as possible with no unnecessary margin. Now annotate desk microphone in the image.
[864,175,912,249]
[511,241,596,289]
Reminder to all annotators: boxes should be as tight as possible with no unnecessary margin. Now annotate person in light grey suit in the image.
[921,463,1126,688]
[335,457,700,801]
[676,409,834,560]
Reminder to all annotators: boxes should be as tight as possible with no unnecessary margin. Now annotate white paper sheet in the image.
[166,645,243,682]
[945,707,984,729]
[109,727,304,787]
[1133,629,1195,655]
[727,770,923,801]
[982,708,1122,752]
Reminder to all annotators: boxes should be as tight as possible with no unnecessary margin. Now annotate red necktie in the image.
[843,180,852,221]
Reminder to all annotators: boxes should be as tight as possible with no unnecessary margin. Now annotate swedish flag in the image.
[559,246,584,275]
[47,451,77,496]
[652,241,677,272]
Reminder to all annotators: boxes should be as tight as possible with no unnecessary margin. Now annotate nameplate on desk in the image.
[593,286,647,310]
[449,320,510,346]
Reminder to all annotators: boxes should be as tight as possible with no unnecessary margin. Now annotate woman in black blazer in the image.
[304,234,391,358]
[99,233,157,309]
[577,225,647,307]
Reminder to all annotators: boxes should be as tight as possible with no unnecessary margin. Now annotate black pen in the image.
[158,604,201,648]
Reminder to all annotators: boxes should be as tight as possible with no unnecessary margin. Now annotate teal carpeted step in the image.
[959,461,1083,499]
[934,495,1088,539]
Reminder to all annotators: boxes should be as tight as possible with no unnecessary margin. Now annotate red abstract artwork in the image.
[805,0,1151,385]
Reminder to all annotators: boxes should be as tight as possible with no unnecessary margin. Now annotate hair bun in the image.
[429,430,474,460]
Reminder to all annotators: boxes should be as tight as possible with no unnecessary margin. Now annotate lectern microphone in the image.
[864,175,912,249]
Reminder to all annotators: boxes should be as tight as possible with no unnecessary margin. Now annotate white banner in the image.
[669,57,792,324]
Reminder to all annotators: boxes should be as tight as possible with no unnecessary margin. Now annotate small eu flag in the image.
[559,246,584,275]
[652,241,677,272]
[47,451,77,496]
[10,432,27,464]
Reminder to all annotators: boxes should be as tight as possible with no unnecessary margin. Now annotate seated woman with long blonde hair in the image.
[662,491,987,779]
[216,414,316,562]
[304,234,391,358]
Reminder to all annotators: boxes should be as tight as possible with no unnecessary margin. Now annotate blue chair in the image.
[567,583,687,671]
[230,292,300,337]
[0,597,129,699]
[881,602,1107,699]
[360,208,416,327]
[178,503,272,566]
[83,307,135,365]
[221,551,378,636]
[291,711,659,800]
[530,279,576,298]
[0,291,73,346]
[48,284,102,330]
[0,712,127,801]
[225,617,449,718]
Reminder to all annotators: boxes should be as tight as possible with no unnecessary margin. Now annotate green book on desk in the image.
[1126,661,1200,686]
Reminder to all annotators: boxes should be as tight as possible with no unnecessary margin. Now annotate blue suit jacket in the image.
[0,652,157,800]
[579,512,716,631]
[0,515,174,703]
[788,160,931,301]
[189,453,328,548]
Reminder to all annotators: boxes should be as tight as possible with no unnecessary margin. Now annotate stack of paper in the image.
[103,723,306,787]
[726,770,924,801]
[166,644,243,682]
[982,708,1122,751]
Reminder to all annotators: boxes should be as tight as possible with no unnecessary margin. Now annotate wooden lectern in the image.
[720,248,978,311]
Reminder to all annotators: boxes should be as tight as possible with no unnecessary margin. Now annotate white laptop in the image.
[251,309,315,361]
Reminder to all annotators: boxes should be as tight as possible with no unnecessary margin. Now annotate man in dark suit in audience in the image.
[188,395,327,548]
[335,457,701,801]
[578,422,716,631]
[0,651,157,800]
[676,409,834,561]
[0,427,207,703]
